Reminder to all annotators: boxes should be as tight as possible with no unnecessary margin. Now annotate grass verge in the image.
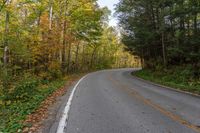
[133,69,200,95]
[0,74,83,133]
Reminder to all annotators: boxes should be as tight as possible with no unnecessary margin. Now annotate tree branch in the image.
[0,0,8,12]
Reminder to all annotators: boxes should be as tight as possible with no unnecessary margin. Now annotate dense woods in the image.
[0,0,138,100]
[0,0,140,132]
[116,0,200,78]
[0,0,199,131]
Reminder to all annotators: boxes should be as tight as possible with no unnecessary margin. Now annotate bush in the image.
[38,72,52,81]
[134,66,200,94]
[0,78,65,132]
[48,61,62,79]
[9,78,39,102]
[0,67,13,104]
[38,61,62,81]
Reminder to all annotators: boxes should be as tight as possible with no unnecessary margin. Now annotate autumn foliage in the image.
[0,0,139,132]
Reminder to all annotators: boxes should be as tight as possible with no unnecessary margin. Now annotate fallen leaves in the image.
[22,75,82,133]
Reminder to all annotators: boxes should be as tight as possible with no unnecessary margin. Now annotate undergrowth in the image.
[134,66,200,94]
[0,77,65,132]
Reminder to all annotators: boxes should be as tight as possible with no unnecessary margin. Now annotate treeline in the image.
[0,0,141,104]
[0,0,139,79]
[0,0,140,130]
[116,0,200,78]
[0,1,140,131]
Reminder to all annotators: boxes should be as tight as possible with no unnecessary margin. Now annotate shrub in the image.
[10,78,39,102]
[38,72,52,81]
[48,61,62,80]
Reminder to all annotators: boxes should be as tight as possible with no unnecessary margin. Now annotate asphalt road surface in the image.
[57,69,200,133]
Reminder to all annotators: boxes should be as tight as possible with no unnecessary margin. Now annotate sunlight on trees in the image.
[0,0,139,107]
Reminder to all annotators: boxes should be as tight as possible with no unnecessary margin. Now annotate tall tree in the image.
[116,0,200,74]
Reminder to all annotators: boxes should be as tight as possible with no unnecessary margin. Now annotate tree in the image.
[116,0,200,75]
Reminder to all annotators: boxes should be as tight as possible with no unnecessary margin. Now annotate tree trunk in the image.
[61,20,67,70]
[194,13,197,34]
[162,32,166,67]
[81,44,86,71]
[49,0,53,30]
[37,11,42,27]
[75,42,80,71]
[67,42,72,73]
[61,0,68,72]
[160,6,166,67]
[90,46,97,69]
[3,46,8,67]
[3,5,9,67]
[187,17,190,36]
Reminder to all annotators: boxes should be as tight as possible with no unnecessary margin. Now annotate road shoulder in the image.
[132,72,200,98]
[22,74,84,133]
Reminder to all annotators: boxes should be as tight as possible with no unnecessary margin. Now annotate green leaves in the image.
[0,0,138,132]
[135,67,200,94]
[10,78,39,101]
[0,78,65,132]
[116,0,200,72]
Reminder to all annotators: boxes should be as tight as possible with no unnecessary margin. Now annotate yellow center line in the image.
[108,75,200,133]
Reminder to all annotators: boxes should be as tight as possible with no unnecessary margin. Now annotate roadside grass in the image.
[133,68,200,95]
[0,74,82,133]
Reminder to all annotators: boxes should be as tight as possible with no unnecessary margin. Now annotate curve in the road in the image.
[56,69,200,133]
[108,74,200,133]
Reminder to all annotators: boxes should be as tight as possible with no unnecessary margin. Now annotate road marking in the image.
[56,75,87,133]
[108,75,200,133]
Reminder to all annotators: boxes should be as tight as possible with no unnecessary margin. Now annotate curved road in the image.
[58,69,200,133]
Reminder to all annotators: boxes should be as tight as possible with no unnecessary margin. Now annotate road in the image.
[57,69,200,133]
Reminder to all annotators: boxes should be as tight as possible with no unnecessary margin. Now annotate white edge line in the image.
[56,75,88,133]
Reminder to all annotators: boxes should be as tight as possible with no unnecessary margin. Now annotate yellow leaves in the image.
[48,60,61,71]
[40,13,49,32]
[84,2,93,11]
[0,0,137,76]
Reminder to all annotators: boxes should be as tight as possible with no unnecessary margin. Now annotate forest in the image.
[1,0,200,132]
[0,0,140,132]
[116,0,200,93]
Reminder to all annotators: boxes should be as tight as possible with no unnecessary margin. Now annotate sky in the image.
[97,0,119,27]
